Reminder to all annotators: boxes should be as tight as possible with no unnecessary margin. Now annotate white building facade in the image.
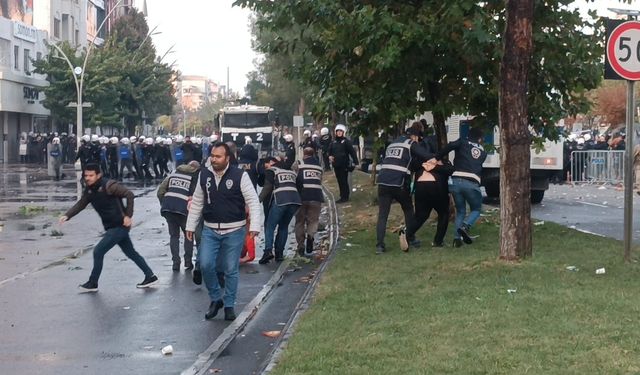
[0,8,50,163]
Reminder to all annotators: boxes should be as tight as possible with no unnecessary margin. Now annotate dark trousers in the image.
[334,167,350,201]
[407,181,450,245]
[89,227,154,283]
[376,184,415,248]
[109,161,118,180]
[119,159,137,179]
[164,212,194,266]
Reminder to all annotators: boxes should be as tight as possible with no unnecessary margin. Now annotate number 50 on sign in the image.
[605,19,640,81]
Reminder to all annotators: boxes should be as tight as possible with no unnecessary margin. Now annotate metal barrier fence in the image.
[570,150,625,184]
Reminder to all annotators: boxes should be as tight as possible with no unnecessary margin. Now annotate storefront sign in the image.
[13,22,37,43]
[23,86,39,104]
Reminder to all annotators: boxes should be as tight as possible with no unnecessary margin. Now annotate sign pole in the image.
[624,79,634,262]
[605,12,640,261]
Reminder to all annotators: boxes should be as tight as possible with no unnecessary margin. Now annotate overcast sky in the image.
[141,0,638,96]
[143,0,255,95]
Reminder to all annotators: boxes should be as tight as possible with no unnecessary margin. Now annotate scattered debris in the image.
[67,266,83,271]
[598,186,606,190]
[507,289,517,294]
[595,267,606,275]
[262,330,281,338]
[209,369,222,373]
[565,266,578,272]
[143,346,154,350]
[122,306,131,310]
[161,345,173,355]
[533,221,544,226]
[50,229,64,237]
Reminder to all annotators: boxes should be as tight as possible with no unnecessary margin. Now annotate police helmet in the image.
[176,135,184,143]
[164,138,172,145]
[284,134,293,142]
[303,130,311,136]
[91,134,99,142]
[335,124,347,133]
[81,135,90,142]
[110,137,119,144]
[145,137,153,145]
[121,137,130,145]
[321,127,329,136]
[52,137,60,144]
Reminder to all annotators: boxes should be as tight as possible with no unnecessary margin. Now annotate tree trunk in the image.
[432,110,447,151]
[499,0,534,260]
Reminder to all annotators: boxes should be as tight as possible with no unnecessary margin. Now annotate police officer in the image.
[375,123,432,254]
[118,137,137,180]
[50,137,64,181]
[157,160,200,271]
[282,133,296,170]
[76,135,93,170]
[258,157,301,264]
[436,127,487,247]
[328,124,359,203]
[239,136,259,188]
[186,142,262,321]
[295,147,324,256]
[319,127,332,171]
[107,137,119,180]
[300,129,319,153]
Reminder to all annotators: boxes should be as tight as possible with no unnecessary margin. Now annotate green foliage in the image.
[33,10,175,133]
[234,0,617,143]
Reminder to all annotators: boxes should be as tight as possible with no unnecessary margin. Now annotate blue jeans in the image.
[449,177,483,239]
[89,227,154,283]
[264,204,299,255]
[200,226,245,307]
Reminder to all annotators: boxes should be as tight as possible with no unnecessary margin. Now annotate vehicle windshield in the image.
[222,112,270,128]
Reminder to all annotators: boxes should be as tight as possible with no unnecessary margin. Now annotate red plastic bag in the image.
[240,232,255,263]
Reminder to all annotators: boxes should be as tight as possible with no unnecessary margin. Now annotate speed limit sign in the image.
[606,19,640,80]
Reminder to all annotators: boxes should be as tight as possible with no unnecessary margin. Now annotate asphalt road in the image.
[531,183,640,242]
[0,164,290,375]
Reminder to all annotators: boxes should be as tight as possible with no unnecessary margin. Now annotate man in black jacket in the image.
[328,124,359,203]
[436,127,487,247]
[58,164,158,292]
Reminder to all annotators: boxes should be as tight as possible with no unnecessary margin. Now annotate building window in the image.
[36,52,42,61]
[75,30,79,46]
[53,18,60,38]
[13,45,19,70]
[24,49,30,75]
[62,14,69,41]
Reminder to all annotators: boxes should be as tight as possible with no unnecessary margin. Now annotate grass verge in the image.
[271,171,640,374]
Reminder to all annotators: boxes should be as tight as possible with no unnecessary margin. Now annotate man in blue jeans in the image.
[436,127,487,248]
[59,163,158,292]
[258,159,301,264]
[186,142,262,321]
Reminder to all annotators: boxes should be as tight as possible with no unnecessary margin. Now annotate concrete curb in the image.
[259,186,340,374]
[180,258,291,375]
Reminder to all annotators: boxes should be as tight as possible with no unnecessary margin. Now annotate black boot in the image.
[205,300,224,320]
[305,235,314,255]
[274,250,284,262]
[259,250,274,264]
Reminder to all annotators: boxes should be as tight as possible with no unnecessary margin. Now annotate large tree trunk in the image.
[499,0,534,260]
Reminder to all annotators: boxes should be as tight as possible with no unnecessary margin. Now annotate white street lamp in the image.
[50,0,126,161]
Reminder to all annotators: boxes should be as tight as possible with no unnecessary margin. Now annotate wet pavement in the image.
[0,163,303,375]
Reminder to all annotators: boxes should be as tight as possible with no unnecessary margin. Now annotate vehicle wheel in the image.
[484,181,500,198]
[531,189,545,204]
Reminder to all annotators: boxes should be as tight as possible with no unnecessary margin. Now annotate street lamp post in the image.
[50,0,126,158]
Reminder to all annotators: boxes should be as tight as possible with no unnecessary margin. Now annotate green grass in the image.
[18,205,46,216]
[271,172,640,374]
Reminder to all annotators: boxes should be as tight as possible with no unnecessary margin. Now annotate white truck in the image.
[216,105,274,157]
[445,114,563,203]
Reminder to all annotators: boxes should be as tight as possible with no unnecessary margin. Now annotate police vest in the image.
[119,146,131,159]
[297,160,324,203]
[161,171,195,216]
[174,147,184,161]
[377,138,412,187]
[50,146,61,158]
[199,166,246,229]
[271,167,302,206]
[85,179,127,230]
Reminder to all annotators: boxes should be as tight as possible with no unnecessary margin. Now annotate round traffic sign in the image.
[607,21,640,80]
[73,66,82,76]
